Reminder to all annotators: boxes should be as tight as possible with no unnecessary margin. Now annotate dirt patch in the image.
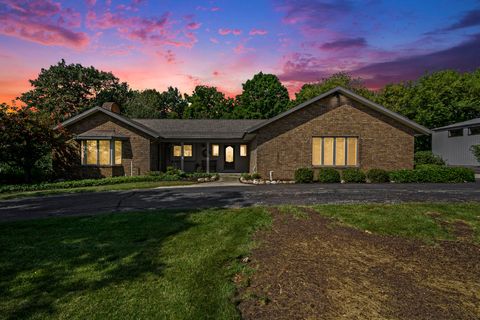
[237,208,480,320]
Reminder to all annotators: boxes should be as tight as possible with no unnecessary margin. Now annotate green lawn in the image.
[0,208,271,320]
[0,180,195,200]
[1,203,479,319]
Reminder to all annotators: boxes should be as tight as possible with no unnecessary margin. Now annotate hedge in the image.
[316,168,341,183]
[414,151,445,166]
[389,166,475,183]
[366,169,389,183]
[294,168,314,183]
[342,168,366,183]
[0,171,216,194]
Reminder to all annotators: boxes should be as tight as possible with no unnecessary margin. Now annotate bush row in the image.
[0,168,217,194]
[294,166,475,184]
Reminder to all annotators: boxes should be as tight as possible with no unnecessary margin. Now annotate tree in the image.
[235,72,290,119]
[0,104,68,182]
[293,72,373,105]
[163,87,188,119]
[20,59,130,122]
[184,86,231,119]
[123,87,188,119]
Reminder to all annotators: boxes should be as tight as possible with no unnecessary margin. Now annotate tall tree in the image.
[0,104,68,182]
[123,87,188,119]
[184,85,231,119]
[293,72,373,105]
[20,59,130,122]
[235,72,290,119]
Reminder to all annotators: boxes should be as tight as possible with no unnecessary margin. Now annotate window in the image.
[82,139,122,165]
[312,137,358,167]
[240,144,247,157]
[448,129,463,137]
[468,126,480,135]
[212,144,219,157]
[172,144,193,157]
[225,146,234,163]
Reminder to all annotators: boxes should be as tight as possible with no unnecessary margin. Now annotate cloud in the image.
[0,0,88,48]
[320,37,367,50]
[443,9,480,31]
[210,37,219,44]
[353,34,480,88]
[212,70,220,76]
[249,28,268,36]
[218,28,242,36]
[187,22,201,30]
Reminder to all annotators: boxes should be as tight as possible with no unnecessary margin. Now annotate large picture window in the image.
[172,144,193,157]
[81,140,122,166]
[312,137,358,167]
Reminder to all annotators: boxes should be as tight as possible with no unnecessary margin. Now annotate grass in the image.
[0,208,271,319]
[0,180,195,200]
[311,202,480,243]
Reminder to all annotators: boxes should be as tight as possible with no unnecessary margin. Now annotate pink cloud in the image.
[211,7,220,12]
[234,43,254,54]
[187,22,201,30]
[210,37,219,44]
[249,28,268,36]
[212,70,220,76]
[218,28,242,36]
[0,0,87,48]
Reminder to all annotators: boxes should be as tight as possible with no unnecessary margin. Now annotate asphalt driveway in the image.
[0,182,479,221]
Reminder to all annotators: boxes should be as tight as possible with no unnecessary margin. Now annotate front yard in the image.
[1,203,479,319]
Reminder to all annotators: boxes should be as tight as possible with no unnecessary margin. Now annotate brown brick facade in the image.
[250,93,416,180]
[66,112,157,178]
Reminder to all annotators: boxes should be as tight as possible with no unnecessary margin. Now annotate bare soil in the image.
[237,208,480,320]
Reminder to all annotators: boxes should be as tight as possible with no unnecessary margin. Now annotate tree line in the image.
[1,59,480,182]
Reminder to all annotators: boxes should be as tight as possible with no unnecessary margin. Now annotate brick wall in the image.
[250,94,416,180]
[66,112,155,177]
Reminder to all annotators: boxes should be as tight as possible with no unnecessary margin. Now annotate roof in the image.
[55,106,160,138]
[133,119,264,139]
[432,118,480,131]
[246,86,431,135]
[75,130,128,140]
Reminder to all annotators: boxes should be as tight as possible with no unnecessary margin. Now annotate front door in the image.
[224,145,235,170]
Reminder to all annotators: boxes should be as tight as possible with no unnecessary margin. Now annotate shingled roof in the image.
[133,119,265,139]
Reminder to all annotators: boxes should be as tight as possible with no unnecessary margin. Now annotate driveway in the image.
[0,182,479,221]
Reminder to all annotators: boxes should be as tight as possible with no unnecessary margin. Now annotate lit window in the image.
[225,146,234,163]
[240,144,247,157]
[448,129,463,137]
[82,139,123,166]
[184,145,193,157]
[312,137,358,167]
[173,145,182,157]
[212,144,219,157]
[115,141,122,164]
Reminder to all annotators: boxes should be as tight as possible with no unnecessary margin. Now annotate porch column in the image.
[206,142,210,174]
[180,142,185,171]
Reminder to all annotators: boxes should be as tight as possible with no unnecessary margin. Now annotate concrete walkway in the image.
[0,182,479,222]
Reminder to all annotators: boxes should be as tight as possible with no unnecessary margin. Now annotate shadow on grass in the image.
[0,210,197,319]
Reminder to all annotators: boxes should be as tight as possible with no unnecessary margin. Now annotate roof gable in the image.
[55,107,160,138]
[246,86,431,135]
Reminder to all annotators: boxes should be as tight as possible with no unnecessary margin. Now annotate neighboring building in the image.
[432,118,480,166]
[56,87,430,180]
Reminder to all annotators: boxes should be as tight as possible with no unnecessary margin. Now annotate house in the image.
[56,87,430,180]
[432,118,480,166]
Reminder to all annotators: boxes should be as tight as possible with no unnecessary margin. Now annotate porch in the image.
[161,142,250,173]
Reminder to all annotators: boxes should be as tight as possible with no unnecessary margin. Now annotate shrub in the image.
[389,166,475,183]
[366,169,389,183]
[414,151,445,166]
[251,172,261,179]
[470,145,480,163]
[342,168,366,183]
[240,173,252,180]
[294,168,314,183]
[316,168,340,183]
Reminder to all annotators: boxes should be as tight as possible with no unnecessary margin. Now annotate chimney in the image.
[101,102,120,114]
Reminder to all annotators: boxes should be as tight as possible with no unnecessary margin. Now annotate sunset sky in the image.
[1,0,479,103]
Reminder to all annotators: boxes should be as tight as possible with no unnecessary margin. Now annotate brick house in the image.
[57,87,430,180]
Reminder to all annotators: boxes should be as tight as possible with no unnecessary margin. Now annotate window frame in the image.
[311,136,359,168]
[468,126,480,136]
[81,139,123,166]
[448,128,464,137]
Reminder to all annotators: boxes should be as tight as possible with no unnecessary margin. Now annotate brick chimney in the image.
[101,102,120,114]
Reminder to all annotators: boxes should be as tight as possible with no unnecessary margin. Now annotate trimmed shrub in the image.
[251,172,261,179]
[294,168,314,183]
[366,169,389,183]
[389,166,475,183]
[316,168,340,183]
[342,168,366,183]
[414,151,445,167]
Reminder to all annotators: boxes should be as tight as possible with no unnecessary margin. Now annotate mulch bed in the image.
[236,208,480,320]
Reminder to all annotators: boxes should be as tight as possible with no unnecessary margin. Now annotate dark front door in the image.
[224,145,235,170]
